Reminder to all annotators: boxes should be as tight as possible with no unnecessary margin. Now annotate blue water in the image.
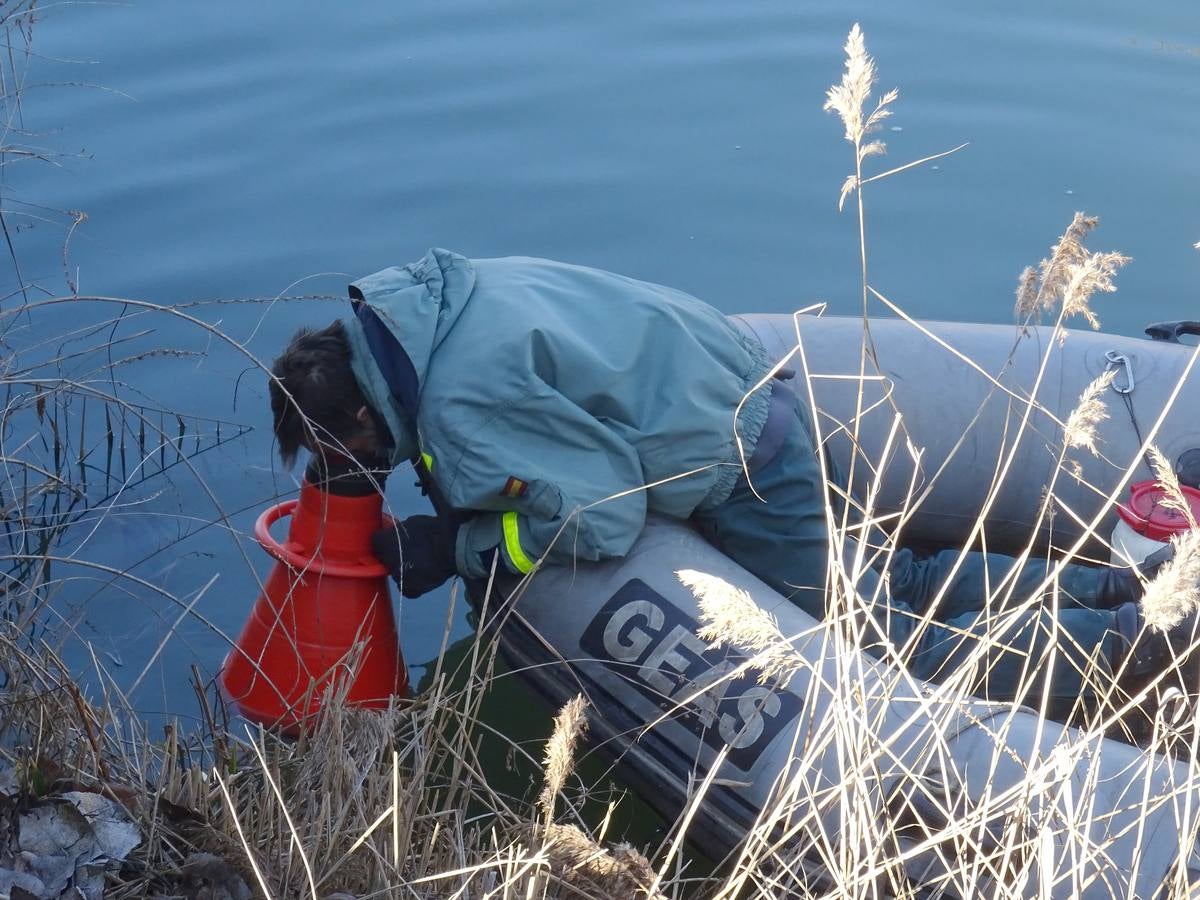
[3,1,1198,716]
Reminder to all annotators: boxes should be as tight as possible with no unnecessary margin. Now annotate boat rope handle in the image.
[1103,348,1156,473]
[1104,350,1135,394]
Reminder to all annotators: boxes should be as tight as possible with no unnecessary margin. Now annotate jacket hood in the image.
[343,248,477,465]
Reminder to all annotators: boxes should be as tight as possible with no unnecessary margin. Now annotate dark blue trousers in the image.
[692,392,1119,703]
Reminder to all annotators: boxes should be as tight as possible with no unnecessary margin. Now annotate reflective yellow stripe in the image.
[502,511,535,574]
[420,451,433,472]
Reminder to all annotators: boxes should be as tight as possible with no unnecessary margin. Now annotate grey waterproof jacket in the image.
[343,248,773,579]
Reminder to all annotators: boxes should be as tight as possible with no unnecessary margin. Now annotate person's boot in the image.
[1114,601,1200,685]
[1111,601,1200,744]
[1095,543,1176,608]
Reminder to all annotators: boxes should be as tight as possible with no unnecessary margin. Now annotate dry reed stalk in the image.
[811,33,1196,896]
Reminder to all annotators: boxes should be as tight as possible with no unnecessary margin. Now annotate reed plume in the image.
[1013,212,1130,329]
[1141,530,1200,632]
[1014,265,1039,319]
[537,694,589,829]
[1063,370,1115,455]
[1036,212,1099,313]
[824,23,898,210]
[1148,445,1198,529]
[1061,251,1129,329]
[681,569,803,684]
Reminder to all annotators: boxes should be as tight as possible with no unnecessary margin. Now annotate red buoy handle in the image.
[255,500,391,579]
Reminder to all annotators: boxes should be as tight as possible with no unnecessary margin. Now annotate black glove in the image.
[371,515,458,599]
[1096,542,1176,607]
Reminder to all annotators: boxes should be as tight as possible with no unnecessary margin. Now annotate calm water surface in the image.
[4,2,1198,733]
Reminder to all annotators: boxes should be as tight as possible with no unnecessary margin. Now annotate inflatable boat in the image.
[468,313,1200,898]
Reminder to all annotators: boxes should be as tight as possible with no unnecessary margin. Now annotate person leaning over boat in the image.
[269,247,1194,706]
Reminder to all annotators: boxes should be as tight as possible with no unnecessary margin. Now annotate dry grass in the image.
[0,618,668,898]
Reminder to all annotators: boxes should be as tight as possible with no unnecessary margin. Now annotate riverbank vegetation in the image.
[4,17,1200,899]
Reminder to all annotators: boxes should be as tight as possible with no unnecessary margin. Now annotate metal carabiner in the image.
[1104,350,1135,394]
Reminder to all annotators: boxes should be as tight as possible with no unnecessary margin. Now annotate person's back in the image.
[412,254,772,520]
[339,248,774,581]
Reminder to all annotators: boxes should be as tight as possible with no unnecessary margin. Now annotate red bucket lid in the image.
[1117,479,1200,542]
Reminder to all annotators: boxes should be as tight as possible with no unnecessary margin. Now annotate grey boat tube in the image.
[735,313,1200,554]
[471,315,1200,897]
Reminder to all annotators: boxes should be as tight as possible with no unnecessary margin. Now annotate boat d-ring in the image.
[1104,350,1135,394]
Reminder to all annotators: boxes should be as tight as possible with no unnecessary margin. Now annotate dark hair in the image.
[269,320,370,466]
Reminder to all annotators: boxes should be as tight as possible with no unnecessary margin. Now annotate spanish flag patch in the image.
[501,476,529,499]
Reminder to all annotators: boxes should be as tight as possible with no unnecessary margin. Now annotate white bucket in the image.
[1110,516,1170,566]
[1109,479,1200,566]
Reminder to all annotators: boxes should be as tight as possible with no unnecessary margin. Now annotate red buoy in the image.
[220,459,408,733]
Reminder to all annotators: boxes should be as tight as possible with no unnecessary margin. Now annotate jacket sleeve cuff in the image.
[456,512,538,578]
[455,515,501,579]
